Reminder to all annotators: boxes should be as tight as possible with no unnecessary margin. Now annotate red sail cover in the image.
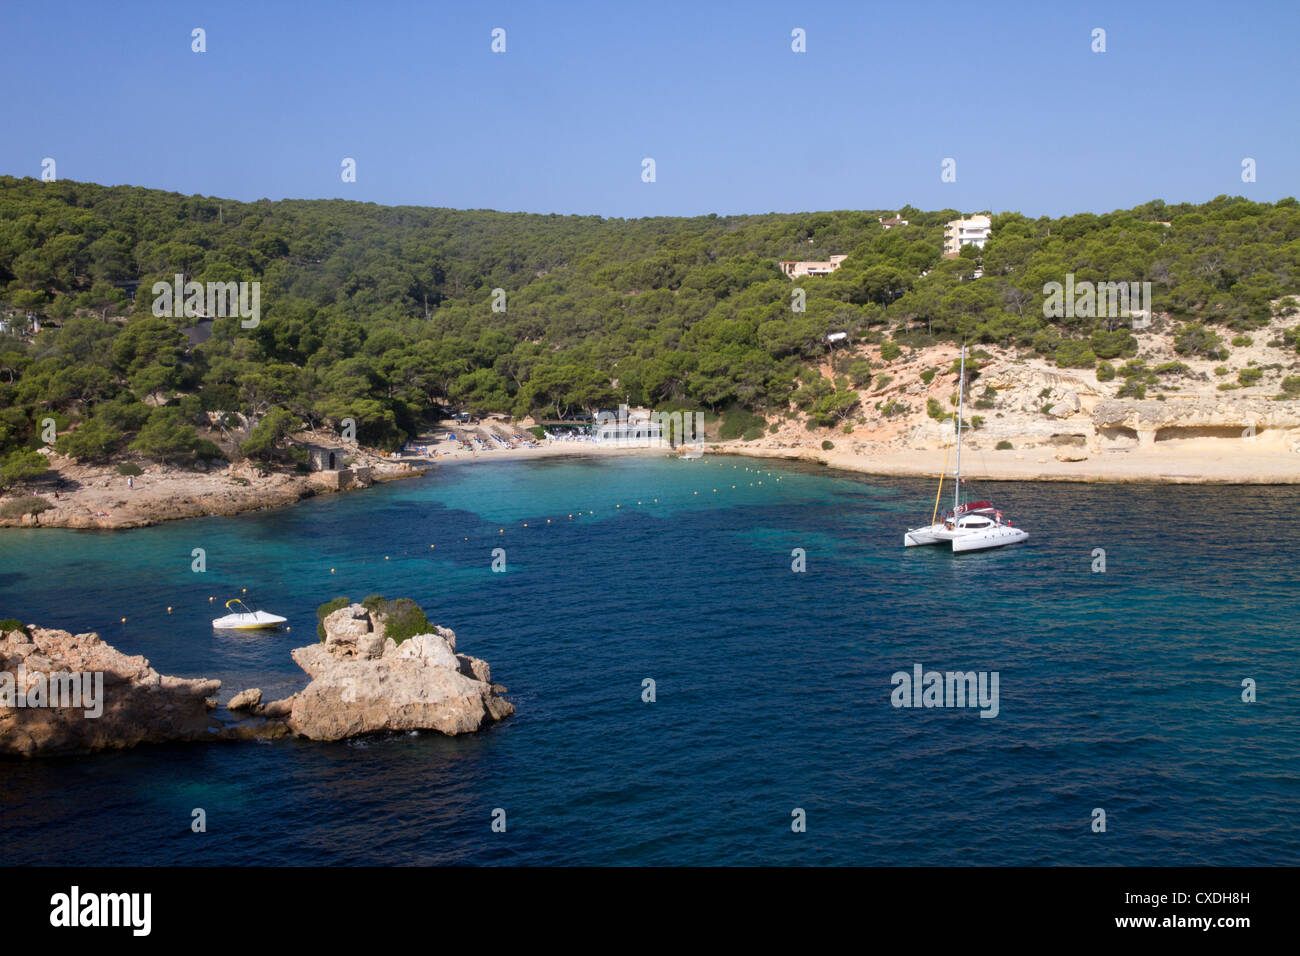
[954,500,994,515]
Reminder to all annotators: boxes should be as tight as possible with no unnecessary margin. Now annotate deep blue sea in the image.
[1,455,1297,865]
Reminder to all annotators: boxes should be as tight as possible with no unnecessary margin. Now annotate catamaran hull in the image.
[904,524,1029,552]
[904,525,948,547]
[951,526,1029,552]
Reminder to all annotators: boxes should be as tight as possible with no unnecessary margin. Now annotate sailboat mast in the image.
[953,345,965,513]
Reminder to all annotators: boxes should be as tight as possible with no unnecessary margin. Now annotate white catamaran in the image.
[904,346,1029,553]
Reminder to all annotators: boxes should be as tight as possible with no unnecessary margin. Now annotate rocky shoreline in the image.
[0,605,512,757]
[0,456,428,530]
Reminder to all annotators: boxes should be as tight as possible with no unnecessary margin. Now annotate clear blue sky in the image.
[1,0,1295,218]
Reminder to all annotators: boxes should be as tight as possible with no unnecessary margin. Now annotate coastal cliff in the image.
[0,625,221,756]
[709,309,1300,483]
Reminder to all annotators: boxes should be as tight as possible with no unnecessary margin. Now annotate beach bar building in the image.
[592,406,665,447]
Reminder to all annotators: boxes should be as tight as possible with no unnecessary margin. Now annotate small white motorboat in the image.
[212,599,287,630]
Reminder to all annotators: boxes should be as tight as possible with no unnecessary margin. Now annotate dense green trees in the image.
[1,176,1297,479]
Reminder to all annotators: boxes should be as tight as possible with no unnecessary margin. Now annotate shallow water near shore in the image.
[2,455,1298,865]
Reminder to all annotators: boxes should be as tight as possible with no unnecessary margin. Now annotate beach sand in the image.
[3,431,1297,533]
[713,435,1300,484]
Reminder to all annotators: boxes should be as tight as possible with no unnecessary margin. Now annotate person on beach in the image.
[127,476,134,490]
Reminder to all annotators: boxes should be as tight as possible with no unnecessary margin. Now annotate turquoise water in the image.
[1,455,1297,865]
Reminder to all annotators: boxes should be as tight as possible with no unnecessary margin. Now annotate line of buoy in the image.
[319,462,790,574]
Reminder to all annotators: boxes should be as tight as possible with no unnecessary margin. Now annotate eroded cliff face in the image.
[752,309,1300,467]
[0,626,221,756]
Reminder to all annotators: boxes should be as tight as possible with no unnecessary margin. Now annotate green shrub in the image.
[1096,361,1116,382]
[55,417,126,461]
[821,440,834,450]
[316,596,351,641]
[718,406,766,441]
[1055,340,1097,368]
[529,425,545,440]
[846,358,874,387]
[878,400,909,417]
[1231,335,1253,347]
[1117,380,1146,399]
[1174,322,1228,360]
[1238,367,1263,386]
[1214,366,1230,376]
[0,618,29,636]
[361,594,386,613]
[241,407,300,461]
[1153,361,1190,376]
[1280,376,1300,395]
[926,397,947,420]
[194,439,226,461]
[880,340,901,362]
[874,373,894,390]
[1090,329,1138,360]
[970,415,984,429]
[995,440,1013,450]
[0,449,50,490]
[116,462,143,476]
[919,369,936,385]
[0,496,52,518]
[1031,330,1063,356]
[381,598,431,645]
[974,386,997,409]
[200,383,241,413]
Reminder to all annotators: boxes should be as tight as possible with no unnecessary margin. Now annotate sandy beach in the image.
[710,435,1300,484]
[3,425,1298,533]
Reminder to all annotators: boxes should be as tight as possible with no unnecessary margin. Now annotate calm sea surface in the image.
[1,455,1297,865]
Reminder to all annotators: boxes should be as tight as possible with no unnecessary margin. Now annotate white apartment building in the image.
[942,215,992,256]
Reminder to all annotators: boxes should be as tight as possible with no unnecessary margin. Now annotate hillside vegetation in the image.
[1,175,1298,486]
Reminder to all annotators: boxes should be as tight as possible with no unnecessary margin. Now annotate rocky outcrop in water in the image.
[2,605,512,756]
[268,604,513,740]
[0,625,221,756]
